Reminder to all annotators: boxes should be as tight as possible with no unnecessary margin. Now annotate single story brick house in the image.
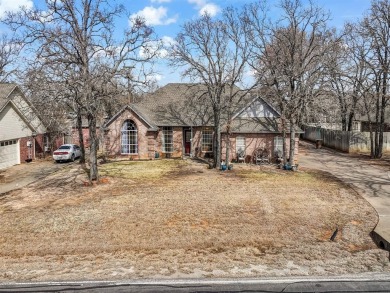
[103,83,302,163]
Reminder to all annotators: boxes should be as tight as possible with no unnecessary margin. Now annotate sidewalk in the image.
[299,141,390,252]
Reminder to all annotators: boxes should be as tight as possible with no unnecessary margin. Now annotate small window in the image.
[274,136,283,156]
[236,137,245,154]
[4,141,8,146]
[162,127,173,153]
[202,129,213,152]
[0,142,4,146]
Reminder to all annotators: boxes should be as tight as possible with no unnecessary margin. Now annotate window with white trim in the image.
[0,140,17,147]
[274,136,283,156]
[236,137,245,154]
[121,120,138,154]
[162,127,173,153]
[202,129,213,152]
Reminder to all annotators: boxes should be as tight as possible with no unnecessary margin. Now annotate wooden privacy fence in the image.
[302,125,390,153]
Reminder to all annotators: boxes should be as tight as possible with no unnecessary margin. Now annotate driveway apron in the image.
[0,161,69,195]
[299,141,390,251]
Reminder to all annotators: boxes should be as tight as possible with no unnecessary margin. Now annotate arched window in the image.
[121,120,138,154]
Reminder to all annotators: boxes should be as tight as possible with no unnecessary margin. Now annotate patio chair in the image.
[255,149,270,165]
[274,150,283,164]
[237,150,245,163]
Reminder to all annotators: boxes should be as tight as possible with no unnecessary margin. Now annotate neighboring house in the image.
[67,114,103,148]
[353,110,390,132]
[0,83,62,170]
[103,83,303,163]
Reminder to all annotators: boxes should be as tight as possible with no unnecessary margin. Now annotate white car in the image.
[53,144,81,163]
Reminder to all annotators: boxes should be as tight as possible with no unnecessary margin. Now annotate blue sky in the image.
[126,0,372,85]
[0,0,372,86]
[126,0,371,38]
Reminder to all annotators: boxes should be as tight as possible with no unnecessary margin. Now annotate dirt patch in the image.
[0,159,389,281]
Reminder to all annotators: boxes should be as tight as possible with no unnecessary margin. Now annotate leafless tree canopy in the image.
[245,0,332,164]
[4,0,160,180]
[0,35,21,82]
[170,8,253,168]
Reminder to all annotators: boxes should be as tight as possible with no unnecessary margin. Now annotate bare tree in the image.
[23,64,72,147]
[170,8,253,168]
[354,0,390,158]
[4,0,160,180]
[247,0,332,164]
[0,35,20,82]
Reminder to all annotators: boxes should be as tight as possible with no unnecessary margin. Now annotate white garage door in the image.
[0,139,20,170]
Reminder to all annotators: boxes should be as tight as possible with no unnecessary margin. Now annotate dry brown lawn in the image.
[0,159,389,281]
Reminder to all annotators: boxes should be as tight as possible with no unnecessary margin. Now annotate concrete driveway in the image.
[0,159,72,195]
[299,141,390,252]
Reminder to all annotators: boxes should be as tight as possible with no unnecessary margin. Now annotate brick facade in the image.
[104,107,301,162]
[19,136,34,162]
[105,109,156,160]
[71,128,92,147]
[104,115,301,163]
[221,133,299,164]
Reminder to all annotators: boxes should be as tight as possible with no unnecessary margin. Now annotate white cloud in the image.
[139,41,160,59]
[130,6,177,26]
[162,36,176,46]
[152,73,162,81]
[0,0,33,18]
[139,36,176,59]
[188,0,220,17]
[199,3,220,17]
[188,0,205,6]
[151,0,171,3]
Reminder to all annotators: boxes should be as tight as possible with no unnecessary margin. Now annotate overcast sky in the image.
[0,0,372,86]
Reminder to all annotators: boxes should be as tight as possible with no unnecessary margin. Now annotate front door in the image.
[184,129,191,155]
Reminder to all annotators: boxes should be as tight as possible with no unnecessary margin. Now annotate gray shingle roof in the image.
[137,83,212,126]
[137,83,249,126]
[0,83,17,111]
[106,83,301,134]
[230,118,280,133]
[103,104,158,131]
[229,118,304,134]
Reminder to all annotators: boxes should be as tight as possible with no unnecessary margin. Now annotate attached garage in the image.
[0,139,20,170]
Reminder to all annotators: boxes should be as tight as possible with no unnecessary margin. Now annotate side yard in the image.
[0,159,389,281]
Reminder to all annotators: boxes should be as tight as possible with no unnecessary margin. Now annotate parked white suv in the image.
[52,144,81,163]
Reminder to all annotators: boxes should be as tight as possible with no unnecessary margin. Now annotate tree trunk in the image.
[280,105,288,165]
[289,120,296,165]
[76,107,86,164]
[347,111,355,132]
[341,114,347,131]
[378,94,386,159]
[88,112,99,181]
[369,122,375,159]
[212,110,222,169]
[374,92,381,158]
[224,119,233,165]
[213,123,222,169]
[225,132,231,165]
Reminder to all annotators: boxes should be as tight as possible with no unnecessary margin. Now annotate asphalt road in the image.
[1,279,390,292]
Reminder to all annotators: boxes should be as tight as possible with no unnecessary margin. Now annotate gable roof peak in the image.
[232,94,281,120]
[0,83,19,112]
